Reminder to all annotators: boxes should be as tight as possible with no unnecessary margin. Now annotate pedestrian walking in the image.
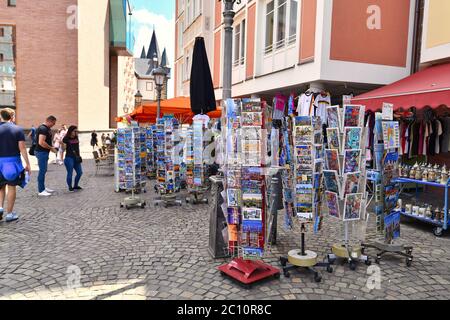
[52,129,63,165]
[0,108,31,222]
[35,116,58,197]
[58,125,68,164]
[91,130,98,150]
[101,133,106,146]
[27,125,36,143]
[105,134,111,147]
[62,126,83,192]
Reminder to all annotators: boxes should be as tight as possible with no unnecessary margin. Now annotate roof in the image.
[146,29,160,61]
[161,48,168,67]
[352,62,450,110]
[140,46,146,59]
[134,58,154,79]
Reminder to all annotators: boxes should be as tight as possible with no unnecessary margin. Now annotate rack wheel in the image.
[125,205,130,210]
[204,199,209,204]
[314,272,322,283]
[349,261,356,271]
[365,258,372,266]
[406,258,412,267]
[283,270,290,278]
[140,203,146,209]
[375,257,381,264]
[327,265,333,273]
[220,271,225,277]
[327,254,336,265]
[120,204,124,208]
[274,273,280,279]
[433,227,443,237]
[279,257,288,267]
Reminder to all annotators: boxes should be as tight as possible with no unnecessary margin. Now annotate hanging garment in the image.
[411,121,420,157]
[435,119,443,154]
[296,92,314,116]
[429,120,437,156]
[288,94,295,116]
[418,121,424,156]
[273,94,287,120]
[441,116,450,153]
[313,92,331,125]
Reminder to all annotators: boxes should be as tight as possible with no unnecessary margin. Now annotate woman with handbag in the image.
[62,126,83,192]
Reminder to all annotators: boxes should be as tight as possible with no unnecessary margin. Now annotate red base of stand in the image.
[218,258,280,285]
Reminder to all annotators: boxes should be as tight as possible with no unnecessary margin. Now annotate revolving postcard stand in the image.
[117,126,147,209]
[185,120,209,204]
[154,116,182,207]
[218,98,280,287]
[324,105,371,270]
[279,115,333,282]
[146,125,156,179]
[362,114,413,266]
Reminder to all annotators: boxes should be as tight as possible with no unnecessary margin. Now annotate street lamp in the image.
[221,0,241,100]
[134,90,143,108]
[151,66,168,120]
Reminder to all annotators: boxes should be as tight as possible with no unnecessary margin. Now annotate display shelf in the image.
[400,210,444,227]
[393,177,449,234]
[393,177,450,188]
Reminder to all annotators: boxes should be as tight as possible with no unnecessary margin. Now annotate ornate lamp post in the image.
[151,66,168,120]
[222,0,241,100]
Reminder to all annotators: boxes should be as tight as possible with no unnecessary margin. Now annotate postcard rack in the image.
[218,98,280,287]
[321,105,371,270]
[279,115,333,282]
[154,116,182,207]
[185,120,209,204]
[146,125,156,179]
[362,114,413,266]
[117,127,147,210]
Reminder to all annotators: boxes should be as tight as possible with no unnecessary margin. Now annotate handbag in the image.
[75,151,83,163]
[29,143,36,156]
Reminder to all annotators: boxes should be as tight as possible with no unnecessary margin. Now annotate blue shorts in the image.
[0,156,25,188]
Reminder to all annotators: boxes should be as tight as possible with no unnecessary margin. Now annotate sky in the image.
[131,0,175,98]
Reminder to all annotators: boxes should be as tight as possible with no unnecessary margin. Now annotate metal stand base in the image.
[279,253,333,283]
[218,258,280,288]
[362,242,413,267]
[327,244,371,271]
[186,187,209,205]
[154,193,182,208]
[120,196,146,210]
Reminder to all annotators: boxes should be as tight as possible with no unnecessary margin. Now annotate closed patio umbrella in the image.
[190,37,216,115]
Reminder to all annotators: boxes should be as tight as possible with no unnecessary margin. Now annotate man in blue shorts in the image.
[0,108,31,222]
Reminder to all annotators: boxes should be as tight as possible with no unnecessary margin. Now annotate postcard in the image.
[342,172,361,196]
[343,105,365,128]
[382,121,400,149]
[323,170,340,194]
[227,208,241,225]
[227,189,241,207]
[343,193,363,221]
[241,112,262,127]
[243,208,262,221]
[325,191,340,219]
[295,116,312,126]
[326,128,341,150]
[295,126,313,145]
[343,127,362,151]
[384,210,401,242]
[242,193,263,208]
[325,149,340,173]
[326,106,342,129]
[343,149,362,174]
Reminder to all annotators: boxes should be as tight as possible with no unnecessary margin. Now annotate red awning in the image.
[352,62,450,111]
[126,97,222,124]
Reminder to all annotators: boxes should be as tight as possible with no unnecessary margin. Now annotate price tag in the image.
[382,103,394,121]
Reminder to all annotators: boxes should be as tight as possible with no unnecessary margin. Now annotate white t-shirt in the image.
[193,114,210,128]
[435,120,443,154]
[296,92,314,116]
[314,93,331,125]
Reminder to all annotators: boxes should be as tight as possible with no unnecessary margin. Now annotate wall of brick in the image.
[0,0,78,129]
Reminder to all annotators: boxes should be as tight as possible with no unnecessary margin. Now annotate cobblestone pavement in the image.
[0,159,449,300]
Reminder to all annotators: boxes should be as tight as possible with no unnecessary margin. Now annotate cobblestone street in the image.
[0,158,449,300]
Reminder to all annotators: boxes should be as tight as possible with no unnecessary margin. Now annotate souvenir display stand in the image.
[185,120,209,204]
[392,177,449,236]
[279,116,333,282]
[218,98,280,287]
[117,126,147,209]
[322,105,371,270]
[154,117,182,207]
[362,114,413,266]
[146,125,157,179]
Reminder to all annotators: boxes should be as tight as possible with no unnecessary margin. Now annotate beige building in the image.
[0,0,136,131]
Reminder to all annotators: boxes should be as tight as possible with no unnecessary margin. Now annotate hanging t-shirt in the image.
[435,119,443,154]
[441,117,450,153]
[313,93,331,125]
[296,92,314,116]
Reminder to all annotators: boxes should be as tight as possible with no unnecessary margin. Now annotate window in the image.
[146,82,153,91]
[288,0,298,45]
[0,25,16,109]
[8,0,16,7]
[265,0,298,54]
[265,1,275,54]
[233,19,246,66]
[186,0,191,25]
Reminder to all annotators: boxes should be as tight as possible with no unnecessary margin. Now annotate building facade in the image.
[0,0,135,131]
[174,0,215,98]
[135,30,170,103]
[174,0,450,103]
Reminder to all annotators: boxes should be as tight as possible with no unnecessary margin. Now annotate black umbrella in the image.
[190,37,216,115]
